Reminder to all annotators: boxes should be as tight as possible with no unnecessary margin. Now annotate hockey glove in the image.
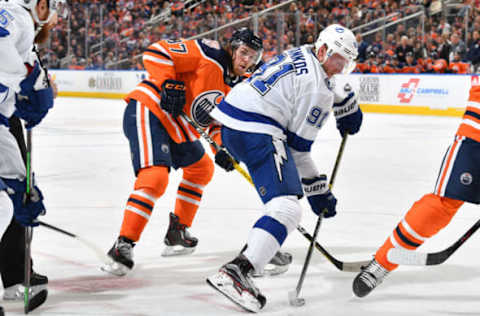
[214,147,235,172]
[333,84,363,137]
[3,178,46,227]
[302,175,337,218]
[14,62,54,129]
[160,79,186,118]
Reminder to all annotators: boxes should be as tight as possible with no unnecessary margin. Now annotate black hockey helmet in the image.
[229,27,263,66]
[230,27,263,52]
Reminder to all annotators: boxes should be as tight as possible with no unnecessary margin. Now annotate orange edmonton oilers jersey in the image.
[126,38,232,144]
[457,85,480,142]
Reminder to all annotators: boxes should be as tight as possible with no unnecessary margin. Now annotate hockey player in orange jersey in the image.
[353,83,480,297]
[102,29,263,276]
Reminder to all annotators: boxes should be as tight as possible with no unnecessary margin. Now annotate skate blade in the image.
[101,261,130,276]
[206,272,261,313]
[26,289,48,312]
[161,245,196,257]
[3,284,48,301]
[251,262,289,278]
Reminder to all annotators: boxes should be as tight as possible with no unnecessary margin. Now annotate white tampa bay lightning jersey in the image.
[210,45,335,154]
[0,1,36,120]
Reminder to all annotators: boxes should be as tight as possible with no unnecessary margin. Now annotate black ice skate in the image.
[101,236,135,276]
[252,251,293,277]
[3,271,48,300]
[162,212,198,257]
[353,259,390,298]
[206,254,266,313]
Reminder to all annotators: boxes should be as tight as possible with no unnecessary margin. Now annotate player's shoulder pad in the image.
[0,26,9,37]
[196,39,230,73]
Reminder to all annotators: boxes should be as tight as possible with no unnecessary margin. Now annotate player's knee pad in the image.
[264,195,302,234]
[134,166,169,198]
[405,193,463,238]
[183,154,214,186]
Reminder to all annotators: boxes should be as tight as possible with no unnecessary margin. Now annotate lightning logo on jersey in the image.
[272,138,287,182]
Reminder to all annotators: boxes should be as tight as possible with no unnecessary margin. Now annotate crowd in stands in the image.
[40,0,480,74]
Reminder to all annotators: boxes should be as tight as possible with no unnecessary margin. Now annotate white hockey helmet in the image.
[13,0,68,25]
[314,24,358,74]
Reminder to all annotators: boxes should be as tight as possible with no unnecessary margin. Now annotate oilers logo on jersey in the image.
[190,90,224,128]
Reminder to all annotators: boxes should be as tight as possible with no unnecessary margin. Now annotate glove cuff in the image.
[333,92,358,119]
[301,175,329,196]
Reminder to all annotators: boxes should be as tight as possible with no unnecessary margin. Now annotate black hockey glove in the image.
[215,148,235,172]
[160,79,186,118]
[302,175,337,218]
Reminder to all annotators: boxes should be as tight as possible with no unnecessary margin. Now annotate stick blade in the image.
[288,290,305,307]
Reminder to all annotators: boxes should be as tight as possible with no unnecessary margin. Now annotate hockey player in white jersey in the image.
[206,24,363,312]
[0,0,66,311]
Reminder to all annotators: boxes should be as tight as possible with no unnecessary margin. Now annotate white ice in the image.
[3,97,479,316]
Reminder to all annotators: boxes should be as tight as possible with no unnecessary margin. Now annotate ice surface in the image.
[3,97,479,315]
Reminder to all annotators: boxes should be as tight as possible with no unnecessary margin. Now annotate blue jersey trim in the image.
[333,91,355,107]
[0,178,6,191]
[286,130,313,152]
[0,26,9,38]
[253,215,288,245]
[217,99,285,132]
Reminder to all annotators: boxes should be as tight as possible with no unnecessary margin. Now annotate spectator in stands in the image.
[384,54,404,73]
[448,50,471,74]
[436,33,451,62]
[356,33,369,62]
[402,51,421,73]
[68,56,85,70]
[395,35,414,63]
[467,30,480,68]
[449,32,467,62]
[436,17,451,36]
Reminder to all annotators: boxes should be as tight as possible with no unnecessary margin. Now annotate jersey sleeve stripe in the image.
[151,42,172,59]
[217,99,285,131]
[143,54,174,66]
[463,118,480,129]
[144,48,172,60]
[136,85,160,105]
[141,80,162,96]
[286,130,313,152]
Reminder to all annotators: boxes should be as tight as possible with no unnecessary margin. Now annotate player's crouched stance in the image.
[206,24,361,312]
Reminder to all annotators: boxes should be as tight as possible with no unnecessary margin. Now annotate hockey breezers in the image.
[181,112,369,272]
[388,218,480,266]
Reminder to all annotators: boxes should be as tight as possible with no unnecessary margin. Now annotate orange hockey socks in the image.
[375,193,463,271]
[174,154,214,227]
[120,166,169,241]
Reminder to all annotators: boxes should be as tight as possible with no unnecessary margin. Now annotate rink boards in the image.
[49,70,474,117]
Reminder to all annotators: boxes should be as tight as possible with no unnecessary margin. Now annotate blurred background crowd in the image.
[39,0,478,74]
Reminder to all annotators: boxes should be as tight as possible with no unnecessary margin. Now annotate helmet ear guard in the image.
[314,24,358,74]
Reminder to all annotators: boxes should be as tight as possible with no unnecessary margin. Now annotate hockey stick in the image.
[24,129,33,314]
[180,113,251,181]
[24,130,48,314]
[37,220,112,265]
[288,134,347,307]
[388,218,480,266]
[181,112,368,272]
